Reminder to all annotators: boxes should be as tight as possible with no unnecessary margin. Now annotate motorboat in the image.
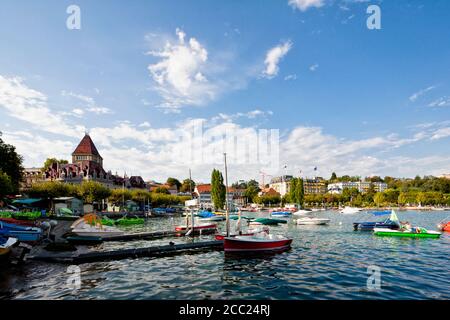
[271,211,292,217]
[293,209,313,216]
[70,215,124,239]
[339,206,362,215]
[197,211,226,222]
[223,233,292,252]
[353,210,401,231]
[248,218,288,226]
[296,217,330,225]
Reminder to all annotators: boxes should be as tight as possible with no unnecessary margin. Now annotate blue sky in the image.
[0,0,449,183]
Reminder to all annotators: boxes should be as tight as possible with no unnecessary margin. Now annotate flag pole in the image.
[224,153,230,237]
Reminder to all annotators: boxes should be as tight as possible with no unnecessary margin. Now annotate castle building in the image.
[42,134,145,189]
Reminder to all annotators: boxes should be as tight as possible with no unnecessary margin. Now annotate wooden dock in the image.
[27,240,224,264]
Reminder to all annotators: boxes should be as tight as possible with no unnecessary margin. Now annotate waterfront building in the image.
[42,134,145,189]
[327,181,388,194]
[269,176,326,196]
[193,184,245,208]
[22,167,45,190]
[303,178,327,194]
[258,187,281,197]
[269,175,293,196]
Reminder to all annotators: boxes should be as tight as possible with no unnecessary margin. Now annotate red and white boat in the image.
[215,226,269,241]
[223,234,292,252]
[175,223,217,233]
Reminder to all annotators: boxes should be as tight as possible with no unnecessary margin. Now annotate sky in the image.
[0,0,449,184]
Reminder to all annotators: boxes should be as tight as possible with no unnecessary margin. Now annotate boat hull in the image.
[296,218,330,225]
[175,224,217,233]
[374,229,441,239]
[353,222,399,231]
[224,237,292,252]
[71,230,124,239]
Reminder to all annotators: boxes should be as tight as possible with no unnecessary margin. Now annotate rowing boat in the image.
[224,234,292,252]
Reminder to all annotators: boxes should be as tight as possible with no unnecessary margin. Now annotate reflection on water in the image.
[1,210,449,300]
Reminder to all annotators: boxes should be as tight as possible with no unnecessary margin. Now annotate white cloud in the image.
[263,41,293,78]
[61,91,113,115]
[0,76,84,137]
[288,0,325,11]
[284,74,297,81]
[409,85,435,102]
[212,110,273,122]
[428,96,450,108]
[146,28,220,111]
[309,63,319,71]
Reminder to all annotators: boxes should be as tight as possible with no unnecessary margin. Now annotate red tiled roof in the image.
[196,184,211,193]
[261,188,280,196]
[195,184,239,194]
[72,134,102,157]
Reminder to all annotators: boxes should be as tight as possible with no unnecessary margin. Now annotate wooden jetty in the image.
[27,240,224,264]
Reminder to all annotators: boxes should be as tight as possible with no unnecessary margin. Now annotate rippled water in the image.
[1,210,449,300]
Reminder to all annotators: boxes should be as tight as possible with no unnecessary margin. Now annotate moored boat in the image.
[353,210,401,231]
[296,217,330,225]
[197,211,226,222]
[373,227,442,239]
[340,206,362,215]
[293,209,313,216]
[0,221,42,243]
[248,218,288,226]
[223,234,292,252]
[0,237,19,262]
[437,220,450,232]
[71,215,124,239]
[271,211,292,217]
[174,223,217,233]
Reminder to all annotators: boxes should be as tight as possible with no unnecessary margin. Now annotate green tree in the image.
[244,184,260,203]
[166,177,181,190]
[330,172,337,181]
[211,169,226,209]
[416,192,427,206]
[0,132,24,192]
[153,186,170,194]
[0,171,14,197]
[373,192,386,207]
[109,189,132,206]
[180,179,196,193]
[42,158,69,172]
[78,181,111,204]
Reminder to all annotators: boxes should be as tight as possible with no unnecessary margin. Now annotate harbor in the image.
[0,210,449,300]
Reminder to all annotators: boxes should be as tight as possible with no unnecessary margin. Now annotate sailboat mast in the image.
[224,153,230,237]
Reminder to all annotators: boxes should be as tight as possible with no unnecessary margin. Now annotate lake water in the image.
[1,210,449,300]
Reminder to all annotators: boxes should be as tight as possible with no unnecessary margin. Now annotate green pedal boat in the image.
[373,227,442,239]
